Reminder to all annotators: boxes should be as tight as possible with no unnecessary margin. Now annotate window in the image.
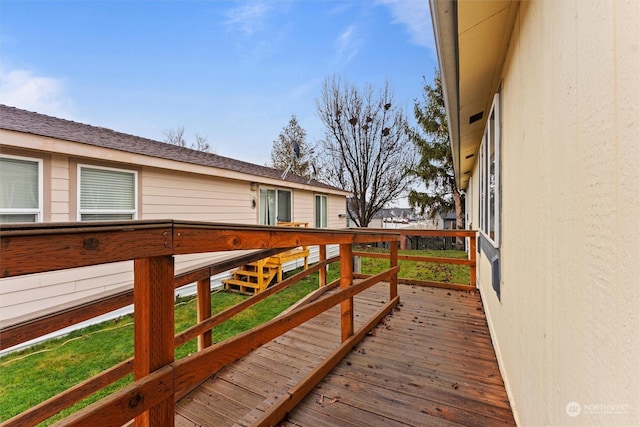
[0,155,43,223]
[259,188,291,225]
[315,195,328,228]
[479,92,501,246]
[79,165,137,221]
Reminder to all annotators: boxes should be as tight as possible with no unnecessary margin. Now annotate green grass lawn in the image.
[0,267,333,425]
[0,249,466,424]
[358,248,470,284]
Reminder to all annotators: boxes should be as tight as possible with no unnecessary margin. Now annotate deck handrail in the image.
[353,228,477,289]
[0,221,401,427]
[0,247,293,351]
[1,255,344,427]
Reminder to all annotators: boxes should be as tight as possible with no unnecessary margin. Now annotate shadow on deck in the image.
[176,284,515,427]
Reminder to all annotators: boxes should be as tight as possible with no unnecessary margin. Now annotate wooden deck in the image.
[176,283,515,427]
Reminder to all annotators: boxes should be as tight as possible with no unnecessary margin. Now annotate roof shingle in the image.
[0,104,340,191]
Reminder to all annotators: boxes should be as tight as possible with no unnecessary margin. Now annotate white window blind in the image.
[79,166,136,221]
[0,155,42,223]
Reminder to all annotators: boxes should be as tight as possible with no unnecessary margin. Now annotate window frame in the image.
[77,164,138,221]
[479,92,501,247]
[466,176,472,230]
[0,154,44,223]
[258,187,292,225]
[315,194,328,228]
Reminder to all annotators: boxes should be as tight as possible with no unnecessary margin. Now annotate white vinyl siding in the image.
[78,165,137,221]
[0,154,43,223]
[141,170,255,223]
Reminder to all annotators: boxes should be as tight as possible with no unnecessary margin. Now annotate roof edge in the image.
[429,0,462,187]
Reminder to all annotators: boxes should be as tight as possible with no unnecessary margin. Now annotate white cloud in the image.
[283,77,323,103]
[0,69,75,119]
[377,0,434,49]
[225,1,270,36]
[335,25,361,66]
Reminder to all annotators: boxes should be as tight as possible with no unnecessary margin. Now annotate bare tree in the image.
[163,126,187,147]
[316,77,415,227]
[193,132,210,153]
[163,127,210,152]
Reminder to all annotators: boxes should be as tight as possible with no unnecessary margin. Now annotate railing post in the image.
[257,259,264,290]
[319,244,327,287]
[390,240,398,299]
[339,243,354,342]
[197,277,212,350]
[134,256,175,427]
[469,233,477,287]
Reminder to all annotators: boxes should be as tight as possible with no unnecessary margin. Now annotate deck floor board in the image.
[175,283,515,426]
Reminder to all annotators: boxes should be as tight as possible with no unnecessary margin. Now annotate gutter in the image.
[429,0,461,186]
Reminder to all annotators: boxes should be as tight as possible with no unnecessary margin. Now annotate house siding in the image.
[472,1,639,425]
[327,194,346,228]
[50,155,70,221]
[0,123,350,324]
[141,167,256,224]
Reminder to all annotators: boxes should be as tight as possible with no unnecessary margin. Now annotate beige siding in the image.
[474,1,639,425]
[1,138,348,323]
[327,194,346,229]
[291,191,346,229]
[292,189,313,225]
[0,263,133,320]
[50,155,70,221]
[141,167,256,224]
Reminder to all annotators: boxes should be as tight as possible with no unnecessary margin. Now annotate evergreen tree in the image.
[408,72,464,247]
[269,115,312,178]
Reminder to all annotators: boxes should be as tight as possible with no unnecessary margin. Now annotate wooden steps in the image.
[223,249,310,294]
[223,259,279,294]
[224,222,310,294]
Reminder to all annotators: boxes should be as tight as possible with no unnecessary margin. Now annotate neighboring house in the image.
[431,1,638,426]
[372,207,414,228]
[422,209,458,230]
[439,210,457,230]
[0,105,349,322]
[346,206,424,229]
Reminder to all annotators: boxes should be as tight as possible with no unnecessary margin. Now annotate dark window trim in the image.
[478,234,501,300]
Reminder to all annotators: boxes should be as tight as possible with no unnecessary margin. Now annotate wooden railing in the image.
[353,229,477,290]
[1,247,292,351]
[0,220,401,427]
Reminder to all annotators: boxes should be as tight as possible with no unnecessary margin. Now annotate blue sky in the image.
[1,0,437,167]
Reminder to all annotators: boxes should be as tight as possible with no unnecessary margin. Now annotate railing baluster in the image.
[133,255,175,427]
[319,244,327,287]
[390,240,398,299]
[469,235,477,287]
[339,243,354,342]
[197,277,212,350]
